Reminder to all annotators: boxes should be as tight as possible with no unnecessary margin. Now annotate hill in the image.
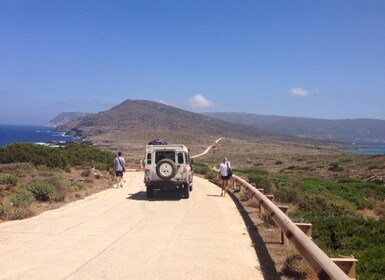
[47,112,91,127]
[57,100,282,140]
[204,112,385,141]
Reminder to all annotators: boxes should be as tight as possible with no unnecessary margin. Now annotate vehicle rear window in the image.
[155,151,175,164]
[147,153,151,165]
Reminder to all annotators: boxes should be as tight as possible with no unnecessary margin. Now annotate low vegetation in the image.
[273,175,385,280]
[194,159,385,280]
[2,139,385,279]
[0,143,114,170]
[0,143,115,222]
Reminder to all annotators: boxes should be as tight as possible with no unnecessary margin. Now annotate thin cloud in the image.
[289,87,310,97]
[158,100,171,106]
[188,94,214,109]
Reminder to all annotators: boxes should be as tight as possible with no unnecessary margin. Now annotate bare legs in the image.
[116,174,123,188]
[221,179,229,196]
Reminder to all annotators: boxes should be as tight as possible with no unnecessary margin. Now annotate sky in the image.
[0,0,384,125]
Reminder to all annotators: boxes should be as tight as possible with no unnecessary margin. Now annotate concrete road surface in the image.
[0,172,263,280]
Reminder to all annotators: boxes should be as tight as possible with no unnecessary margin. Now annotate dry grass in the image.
[195,137,385,183]
[86,131,218,168]
[0,166,113,223]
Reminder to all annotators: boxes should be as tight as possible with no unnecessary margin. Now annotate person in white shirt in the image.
[218,157,232,196]
[113,151,126,188]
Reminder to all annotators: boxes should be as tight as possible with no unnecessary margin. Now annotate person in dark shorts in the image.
[218,157,232,196]
[113,151,125,188]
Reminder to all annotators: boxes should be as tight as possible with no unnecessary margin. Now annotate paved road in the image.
[0,172,263,280]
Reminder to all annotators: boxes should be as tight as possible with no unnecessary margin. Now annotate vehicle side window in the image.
[186,153,190,164]
[177,153,184,164]
[147,153,151,165]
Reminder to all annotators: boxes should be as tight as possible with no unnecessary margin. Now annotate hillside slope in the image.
[57,100,281,140]
[47,112,91,127]
[204,112,385,141]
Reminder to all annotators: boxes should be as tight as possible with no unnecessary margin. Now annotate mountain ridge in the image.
[56,100,282,140]
[47,112,91,127]
[204,112,385,141]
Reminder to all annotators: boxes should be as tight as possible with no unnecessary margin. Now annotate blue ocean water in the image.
[0,124,79,147]
[342,141,385,155]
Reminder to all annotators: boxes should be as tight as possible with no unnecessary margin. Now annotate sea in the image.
[341,141,385,155]
[1,124,385,155]
[0,124,81,147]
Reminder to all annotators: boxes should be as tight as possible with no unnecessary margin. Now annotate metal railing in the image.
[215,170,356,280]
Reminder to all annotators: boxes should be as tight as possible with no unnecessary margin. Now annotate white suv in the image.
[144,144,193,198]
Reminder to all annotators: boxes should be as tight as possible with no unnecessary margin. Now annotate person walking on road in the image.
[113,151,126,188]
[138,159,143,171]
[218,157,232,196]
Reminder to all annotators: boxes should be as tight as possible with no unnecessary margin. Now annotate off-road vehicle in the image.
[144,144,193,198]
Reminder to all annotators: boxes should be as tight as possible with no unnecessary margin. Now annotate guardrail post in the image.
[211,170,354,279]
[258,194,274,213]
[331,257,357,279]
[294,223,313,239]
[278,206,289,244]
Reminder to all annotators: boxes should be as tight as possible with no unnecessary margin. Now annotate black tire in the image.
[189,184,193,191]
[146,186,154,198]
[156,159,177,179]
[183,184,190,199]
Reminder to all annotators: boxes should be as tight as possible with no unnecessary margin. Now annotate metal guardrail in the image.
[215,169,355,280]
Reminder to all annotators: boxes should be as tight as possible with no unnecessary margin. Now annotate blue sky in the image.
[1,0,384,125]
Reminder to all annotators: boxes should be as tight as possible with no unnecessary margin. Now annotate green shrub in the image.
[0,205,9,219]
[10,189,35,207]
[205,169,217,180]
[274,186,299,204]
[26,182,56,201]
[289,211,385,278]
[0,163,34,177]
[297,191,356,216]
[72,180,86,190]
[0,143,115,169]
[0,173,18,190]
[193,162,218,179]
[42,175,70,197]
[93,162,110,171]
[297,178,384,210]
[248,174,272,193]
[193,165,208,175]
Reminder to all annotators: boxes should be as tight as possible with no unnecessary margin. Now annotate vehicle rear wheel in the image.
[183,184,190,199]
[146,186,154,198]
